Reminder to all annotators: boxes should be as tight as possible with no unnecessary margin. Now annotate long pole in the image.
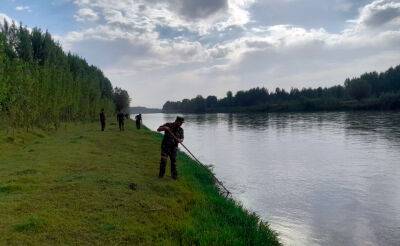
[166,129,231,197]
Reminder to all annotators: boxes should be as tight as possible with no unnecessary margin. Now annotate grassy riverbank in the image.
[0,121,280,245]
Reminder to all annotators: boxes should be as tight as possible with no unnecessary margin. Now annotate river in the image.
[140,112,400,246]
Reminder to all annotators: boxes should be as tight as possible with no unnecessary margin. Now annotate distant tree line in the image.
[0,20,130,129]
[129,107,162,114]
[163,65,400,113]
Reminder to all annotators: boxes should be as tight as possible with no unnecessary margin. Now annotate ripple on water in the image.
[142,112,400,246]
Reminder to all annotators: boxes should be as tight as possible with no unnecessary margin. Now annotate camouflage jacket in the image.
[161,122,184,148]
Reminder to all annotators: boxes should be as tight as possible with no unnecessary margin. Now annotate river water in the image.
[141,112,400,246]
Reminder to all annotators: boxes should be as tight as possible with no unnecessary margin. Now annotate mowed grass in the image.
[0,121,280,245]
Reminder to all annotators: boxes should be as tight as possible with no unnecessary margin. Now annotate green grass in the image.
[0,121,280,245]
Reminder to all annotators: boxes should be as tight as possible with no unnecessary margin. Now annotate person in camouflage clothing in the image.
[157,116,184,180]
[99,108,106,131]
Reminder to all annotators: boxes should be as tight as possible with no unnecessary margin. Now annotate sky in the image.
[1,0,400,108]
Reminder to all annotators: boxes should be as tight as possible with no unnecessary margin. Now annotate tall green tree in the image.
[113,87,131,112]
[0,22,120,129]
[345,79,371,101]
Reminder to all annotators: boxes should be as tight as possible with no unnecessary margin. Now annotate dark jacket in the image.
[99,112,106,123]
[161,122,184,148]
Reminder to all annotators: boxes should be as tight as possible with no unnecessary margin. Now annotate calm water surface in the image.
[141,112,400,246]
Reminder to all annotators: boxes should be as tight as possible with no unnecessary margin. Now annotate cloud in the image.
[61,0,258,67]
[71,0,255,34]
[176,0,228,19]
[207,0,400,65]
[15,5,32,12]
[74,8,99,22]
[0,13,14,24]
[58,0,400,107]
[356,0,400,28]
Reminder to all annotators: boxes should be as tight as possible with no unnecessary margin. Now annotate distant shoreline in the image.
[129,106,162,114]
[162,98,400,114]
[162,65,400,114]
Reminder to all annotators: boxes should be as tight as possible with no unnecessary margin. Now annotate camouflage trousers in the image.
[159,145,178,179]
[118,120,124,131]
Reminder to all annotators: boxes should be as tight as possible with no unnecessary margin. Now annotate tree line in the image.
[163,65,400,113]
[0,20,130,130]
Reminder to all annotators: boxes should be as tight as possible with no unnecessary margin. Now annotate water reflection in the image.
[142,112,400,246]
[227,113,234,132]
[344,112,400,146]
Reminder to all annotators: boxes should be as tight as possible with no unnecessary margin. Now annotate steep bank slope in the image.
[0,121,280,245]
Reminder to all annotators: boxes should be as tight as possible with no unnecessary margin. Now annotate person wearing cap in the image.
[157,116,184,180]
[135,114,142,129]
[117,111,125,131]
[99,108,106,131]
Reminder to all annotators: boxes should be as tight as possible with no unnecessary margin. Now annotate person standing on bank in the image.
[135,114,142,129]
[117,111,125,131]
[157,116,184,180]
[99,108,106,131]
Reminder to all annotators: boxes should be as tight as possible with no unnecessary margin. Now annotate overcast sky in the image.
[1,0,400,107]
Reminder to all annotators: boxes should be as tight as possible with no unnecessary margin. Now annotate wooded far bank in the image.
[163,65,400,113]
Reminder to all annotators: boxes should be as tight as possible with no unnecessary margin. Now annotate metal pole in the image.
[166,129,231,197]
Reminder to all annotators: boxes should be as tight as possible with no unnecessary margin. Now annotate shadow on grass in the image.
[0,185,22,195]
[14,216,47,233]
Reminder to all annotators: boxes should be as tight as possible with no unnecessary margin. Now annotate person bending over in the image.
[157,116,184,180]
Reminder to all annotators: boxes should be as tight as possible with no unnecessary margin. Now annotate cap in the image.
[175,116,184,123]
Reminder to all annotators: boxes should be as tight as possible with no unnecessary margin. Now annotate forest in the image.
[0,20,130,130]
[162,65,400,113]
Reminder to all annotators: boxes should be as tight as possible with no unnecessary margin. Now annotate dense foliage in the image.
[0,21,130,129]
[113,87,131,112]
[163,65,400,113]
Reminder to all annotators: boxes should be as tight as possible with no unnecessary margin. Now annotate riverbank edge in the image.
[145,126,282,245]
[0,121,281,245]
